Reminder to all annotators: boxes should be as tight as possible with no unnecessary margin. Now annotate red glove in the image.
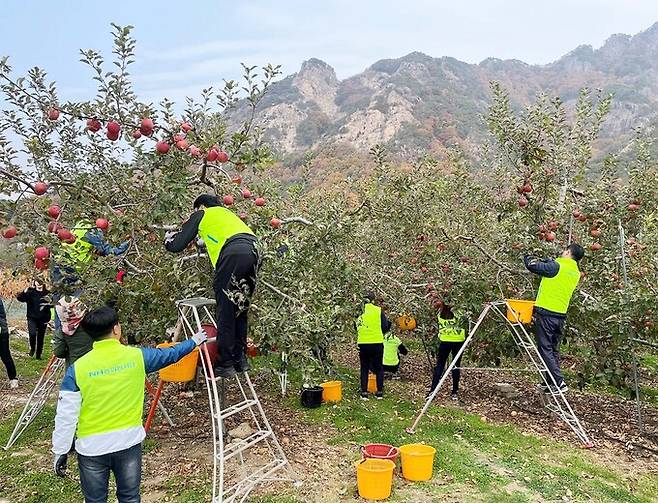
[116,270,126,284]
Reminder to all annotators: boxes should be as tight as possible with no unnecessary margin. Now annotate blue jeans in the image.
[78,443,142,503]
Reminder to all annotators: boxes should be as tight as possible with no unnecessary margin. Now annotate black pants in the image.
[1,320,16,380]
[430,340,464,393]
[535,311,565,385]
[27,318,47,359]
[213,237,259,367]
[383,363,399,373]
[358,343,384,393]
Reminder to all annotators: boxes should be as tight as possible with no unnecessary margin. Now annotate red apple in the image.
[254,197,266,207]
[34,258,48,270]
[65,234,77,244]
[590,242,602,251]
[132,130,142,139]
[173,134,185,143]
[181,122,192,133]
[2,226,17,239]
[47,221,63,233]
[242,189,252,199]
[522,184,533,194]
[33,182,48,195]
[577,214,587,222]
[107,130,119,141]
[628,203,640,211]
[572,210,581,218]
[270,218,281,229]
[86,118,102,132]
[538,224,546,233]
[140,118,154,136]
[189,145,201,157]
[216,151,229,163]
[518,196,528,208]
[156,141,170,154]
[545,232,556,242]
[95,218,109,230]
[107,121,120,136]
[238,212,248,221]
[34,246,50,260]
[48,108,60,121]
[47,205,61,218]
[57,229,73,241]
[206,149,219,162]
[223,194,234,206]
[590,229,602,238]
[176,139,189,151]
[548,221,558,231]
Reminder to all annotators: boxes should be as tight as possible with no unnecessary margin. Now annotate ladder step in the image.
[222,458,289,502]
[220,430,272,461]
[212,399,258,421]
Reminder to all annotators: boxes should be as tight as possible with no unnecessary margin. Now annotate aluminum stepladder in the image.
[4,354,64,450]
[176,298,296,503]
[407,300,593,448]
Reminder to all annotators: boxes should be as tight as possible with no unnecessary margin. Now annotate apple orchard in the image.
[1,25,657,389]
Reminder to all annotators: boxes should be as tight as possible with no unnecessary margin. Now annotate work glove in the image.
[192,329,207,346]
[53,454,68,477]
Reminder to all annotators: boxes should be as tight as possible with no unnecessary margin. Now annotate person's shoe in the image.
[451,392,458,401]
[558,382,569,393]
[9,379,18,389]
[28,349,34,357]
[360,392,369,401]
[375,392,384,400]
[213,363,237,379]
[234,355,251,373]
[391,374,401,381]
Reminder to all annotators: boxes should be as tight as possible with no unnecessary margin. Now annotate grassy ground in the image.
[1,338,657,502]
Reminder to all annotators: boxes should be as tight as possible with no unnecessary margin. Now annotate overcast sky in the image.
[1,1,656,104]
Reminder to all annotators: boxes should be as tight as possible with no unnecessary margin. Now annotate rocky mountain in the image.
[251,22,658,168]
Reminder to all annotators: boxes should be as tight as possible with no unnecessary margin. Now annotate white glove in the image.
[164,230,177,244]
[192,329,207,346]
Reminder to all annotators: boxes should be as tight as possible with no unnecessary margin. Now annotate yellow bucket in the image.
[157,342,199,383]
[505,299,535,324]
[367,373,377,393]
[399,443,436,481]
[320,380,342,402]
[357,458,395,500]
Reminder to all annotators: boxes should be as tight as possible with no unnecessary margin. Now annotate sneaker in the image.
[213,363,237,379]
[234,355,251,373]
[375,392,384,400]
[450,392,458,401]
[360,392,369,401]
[9,379,18,389]
[558,382,569,393]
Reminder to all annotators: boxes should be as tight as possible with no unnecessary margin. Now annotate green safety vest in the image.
[356,303,384,344]
[61,222,95,264]
[383,335,402,366]
[74,339,145,439]
[535,257,580,315]
[438,314,466,342]
[198,207,255,268]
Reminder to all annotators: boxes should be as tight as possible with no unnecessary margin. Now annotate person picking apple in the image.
[523,243,585,394]
[164,194,259,378]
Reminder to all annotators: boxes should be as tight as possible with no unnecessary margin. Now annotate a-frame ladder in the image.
[176,298,296,503]
[407,300,593,448]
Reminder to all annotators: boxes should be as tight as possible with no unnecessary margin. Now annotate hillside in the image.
[249,22,658,171]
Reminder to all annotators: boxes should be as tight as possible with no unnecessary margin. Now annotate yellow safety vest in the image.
[61,222,95,264]
[438,314,466,342]
[383,335,402,366]
[197,207,255,268]
[535,257,580,314]
[357,303,384,344]
[74,339,145,439]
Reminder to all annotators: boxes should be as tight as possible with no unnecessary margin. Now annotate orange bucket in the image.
[505,299,535,324]
[320,380,342,402]
[157,342,199,382]
[367,373,377,393]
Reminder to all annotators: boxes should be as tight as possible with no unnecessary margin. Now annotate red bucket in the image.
[198,324,217,368]
[362,444,400,464]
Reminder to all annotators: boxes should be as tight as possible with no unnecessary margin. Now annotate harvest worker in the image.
[356,292,392,400]
[382,330,408,379]
[165,194,259,378]
[0,299,18,389]
[51,305,207,502]
[523,243,584,393]
[16,279,51,359]
[52,296,94,367]
[429,303,467,400]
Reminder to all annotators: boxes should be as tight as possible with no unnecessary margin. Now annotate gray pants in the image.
[535,311,565,385]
